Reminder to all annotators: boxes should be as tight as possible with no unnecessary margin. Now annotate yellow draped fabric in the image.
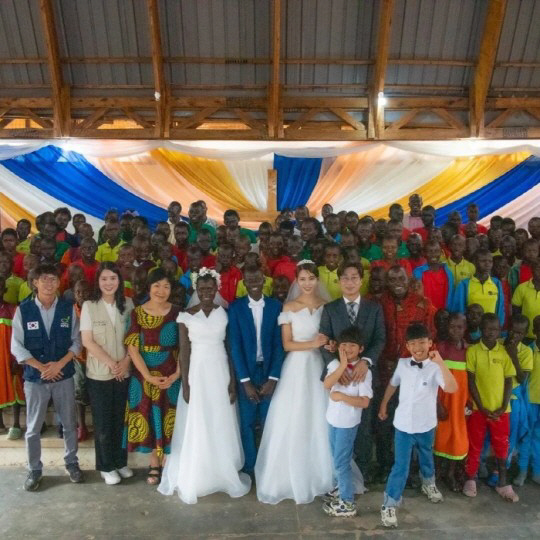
[91,153,261,228]
[0,194,36,230]
[368,152,530,220]
[152,149,256,212]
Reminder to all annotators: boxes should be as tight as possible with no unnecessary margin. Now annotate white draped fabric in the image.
[327,149,453,215]
[479,183,540,229]
[223,156,272,210]
[0,165,104,230]
[1,139,540,160]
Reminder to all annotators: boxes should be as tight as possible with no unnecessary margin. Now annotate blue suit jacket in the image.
[227,296,285,382]
[413,263,454,310]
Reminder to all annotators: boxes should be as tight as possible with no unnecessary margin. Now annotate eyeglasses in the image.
[38,275,59,284]
[339,275,361,282]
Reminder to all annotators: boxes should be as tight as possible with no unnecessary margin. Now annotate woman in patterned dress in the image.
[124,268,181,485]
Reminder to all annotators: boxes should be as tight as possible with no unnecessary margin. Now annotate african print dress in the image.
[124,305,181,456]
[0,303,24,408]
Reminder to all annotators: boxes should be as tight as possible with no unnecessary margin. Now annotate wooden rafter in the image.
[471,0,507,136]
[368,0,393,139]
[39,0,69,136]
[268,0,282,138]
[146,0,168,138]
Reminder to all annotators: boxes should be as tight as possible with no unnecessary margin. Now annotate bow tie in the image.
[248,298,264,308]
[410,360,424,369]
[347,363,356,370]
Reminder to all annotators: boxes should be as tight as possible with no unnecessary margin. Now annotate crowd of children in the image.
[1,195,540,528]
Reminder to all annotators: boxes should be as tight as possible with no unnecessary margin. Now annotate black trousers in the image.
[87,378,129,472]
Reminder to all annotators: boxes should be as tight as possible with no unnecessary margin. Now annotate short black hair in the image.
[510,313,529,330]
[34,263,59,279]
[147,267,175,289]
[53,207,72,219]
[480,312,500,330]
[1,228,17,239]
[405,322,430,341]
[337,326,364,347]
[224,209,240,219]
[337,261,364,278]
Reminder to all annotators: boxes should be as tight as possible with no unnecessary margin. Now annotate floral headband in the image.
[193,266,221,287]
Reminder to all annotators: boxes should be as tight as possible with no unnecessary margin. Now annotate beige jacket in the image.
[84,298,134,381]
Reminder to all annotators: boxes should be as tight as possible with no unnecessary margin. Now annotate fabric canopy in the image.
[274,154,323,210]
[1,146,166,227]
[1,140,539,230]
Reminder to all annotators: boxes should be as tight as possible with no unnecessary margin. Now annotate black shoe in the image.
[66,464,85,483]
[23,471,42,492]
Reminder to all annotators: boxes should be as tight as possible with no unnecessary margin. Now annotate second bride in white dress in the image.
[254,261,335,504]
[158,270,251,504]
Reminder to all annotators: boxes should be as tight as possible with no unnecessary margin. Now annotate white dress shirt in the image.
[390,357,445,434]
[240,296,279,384]
[326,360,373,428]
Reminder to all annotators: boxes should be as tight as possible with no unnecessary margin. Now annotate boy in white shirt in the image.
[323,326,373,518]
[378,322,458,528]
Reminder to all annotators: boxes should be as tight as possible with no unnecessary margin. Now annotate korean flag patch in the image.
[27,321,39,331]
[60,316,71,329]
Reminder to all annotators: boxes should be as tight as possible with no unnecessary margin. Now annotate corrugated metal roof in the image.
[492,0,540,90]
[0,0,539,99]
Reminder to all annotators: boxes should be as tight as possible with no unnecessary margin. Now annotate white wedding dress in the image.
[158,307,251,504]
[255,306,367,504]
[254,307,335,504]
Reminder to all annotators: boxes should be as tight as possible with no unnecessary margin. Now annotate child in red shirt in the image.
[412,241,453,310]
[217,243,242,304]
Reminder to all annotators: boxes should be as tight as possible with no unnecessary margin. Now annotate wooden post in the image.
[471,0,507,137]
[267,169,277,214]
[39,0,69,137]
[269,0,282,139]
[147,0,168,138]
[368,0,393,139]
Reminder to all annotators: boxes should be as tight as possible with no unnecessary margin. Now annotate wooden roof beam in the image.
[147,0,169,138]
[39,0,69,136]
[471,0,507,136]
[368,0,394,139]
[268,0,282,138]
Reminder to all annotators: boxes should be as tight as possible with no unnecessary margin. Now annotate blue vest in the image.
[19,297,75,383]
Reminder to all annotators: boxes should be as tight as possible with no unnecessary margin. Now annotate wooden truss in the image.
[1,0,540,141]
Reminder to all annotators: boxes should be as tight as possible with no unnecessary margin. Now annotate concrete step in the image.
[0,420,148,470]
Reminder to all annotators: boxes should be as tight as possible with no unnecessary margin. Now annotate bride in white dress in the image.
[255,261,335,504]
[159,270,251,504]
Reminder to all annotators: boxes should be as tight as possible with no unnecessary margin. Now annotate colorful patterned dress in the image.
[0,303,24,408]
[124,304,181,457]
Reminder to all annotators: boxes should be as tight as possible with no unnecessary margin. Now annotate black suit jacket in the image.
[319,297,385,375]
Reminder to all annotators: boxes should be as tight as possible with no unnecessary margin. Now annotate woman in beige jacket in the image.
[80,262,134,485]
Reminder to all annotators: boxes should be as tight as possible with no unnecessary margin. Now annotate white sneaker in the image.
[380,505,398,528]
[116,466,134,479]
[100,470,121,485]
[422,483,443,503]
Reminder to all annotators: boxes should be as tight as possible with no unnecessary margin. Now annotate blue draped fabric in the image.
[435,156,540,226]
[274,154,322,211]
[1,145,167,227]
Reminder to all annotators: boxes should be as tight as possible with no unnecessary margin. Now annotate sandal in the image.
[495,485,519,503]
[146,466,162,485]
[462,479,477,497]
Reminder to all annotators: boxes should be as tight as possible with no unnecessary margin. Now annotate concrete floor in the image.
[1,465,540,540]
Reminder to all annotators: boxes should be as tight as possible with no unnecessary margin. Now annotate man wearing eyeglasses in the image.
[320,261,386,483]
[11,263,84,492]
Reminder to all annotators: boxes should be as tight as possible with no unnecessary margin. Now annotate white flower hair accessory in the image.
[297,259,315,266]
[193,267,221,287]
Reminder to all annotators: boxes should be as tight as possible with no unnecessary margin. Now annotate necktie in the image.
[410,360,424,369]
[347,302,357,325]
